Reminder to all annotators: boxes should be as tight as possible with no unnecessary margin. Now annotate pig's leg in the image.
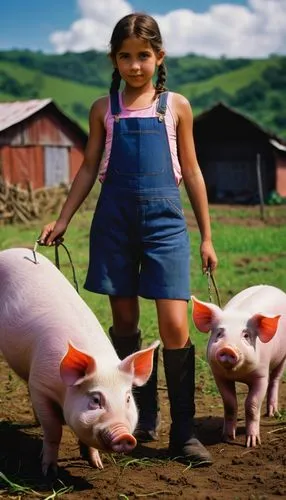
[87,447,104,469]
[213,375,238,441]
[30,391,63,476]
[267,358,286,417]
[245,377,268,447]
[79,441,103,469]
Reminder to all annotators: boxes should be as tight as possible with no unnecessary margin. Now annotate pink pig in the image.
[0,248,159,475]
[192,285,286,447]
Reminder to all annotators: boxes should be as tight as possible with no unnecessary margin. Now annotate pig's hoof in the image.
[88,447,104,469]
[266,406,279,418]
[222,432,236,442]
[246,435,261,447]
[79,441,104,469]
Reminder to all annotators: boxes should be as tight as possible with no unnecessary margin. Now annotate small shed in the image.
[0,99,87,189]
[193,103,286,203]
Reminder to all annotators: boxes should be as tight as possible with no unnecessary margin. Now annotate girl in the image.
[40,13,218,465]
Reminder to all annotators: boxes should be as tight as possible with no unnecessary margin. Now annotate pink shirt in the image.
[98,92,182,185]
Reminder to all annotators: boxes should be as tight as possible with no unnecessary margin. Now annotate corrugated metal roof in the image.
[270,138,286,152]
[0,99,52,133]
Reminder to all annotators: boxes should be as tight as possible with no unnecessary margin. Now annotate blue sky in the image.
[0,0,285,58]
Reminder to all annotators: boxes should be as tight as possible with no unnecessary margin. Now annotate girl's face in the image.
[114,37,164,89]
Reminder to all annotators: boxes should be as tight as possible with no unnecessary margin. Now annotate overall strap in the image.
[156,91,168,118]
[110,92,121,118]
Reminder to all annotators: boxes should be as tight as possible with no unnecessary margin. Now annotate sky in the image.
[0,0,285,58]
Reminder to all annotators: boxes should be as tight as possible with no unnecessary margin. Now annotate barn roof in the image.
[0,98,87,143]
[194,102,286,152]
[0,99,52,132]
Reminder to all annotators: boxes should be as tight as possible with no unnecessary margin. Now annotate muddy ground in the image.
[0,352,285,500]
[0,204,286,499]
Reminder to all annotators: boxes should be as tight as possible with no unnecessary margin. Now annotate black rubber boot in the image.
[109,327,160,442]
[163,344,212,466]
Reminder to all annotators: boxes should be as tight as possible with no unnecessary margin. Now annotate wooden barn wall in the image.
[193,112,277,203]
[44,147,69,187]
[0,111,85,148]
[196,142,276,203]
[0,145,44,188]
[275,154,286,196]
[0,109,86,188]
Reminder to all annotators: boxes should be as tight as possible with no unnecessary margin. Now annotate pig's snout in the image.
[216,346,239,369]
[100,424,137,454]
[111,432,137,453]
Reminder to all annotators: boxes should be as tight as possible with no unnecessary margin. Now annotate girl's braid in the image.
[155,62,168,95]
[110,67,121,94]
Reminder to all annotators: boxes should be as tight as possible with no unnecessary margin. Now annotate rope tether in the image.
[205,268,221,308]
[33,239,79,294]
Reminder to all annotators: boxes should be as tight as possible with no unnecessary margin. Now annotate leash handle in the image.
[205,268,221,308]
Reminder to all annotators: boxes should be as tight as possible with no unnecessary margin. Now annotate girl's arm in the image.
[174,93,218,272]
[40,97,107,245]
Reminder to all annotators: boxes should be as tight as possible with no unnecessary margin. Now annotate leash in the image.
[33,239,79,294]
[205,268,221,308]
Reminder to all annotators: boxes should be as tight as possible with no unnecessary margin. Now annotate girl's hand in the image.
[39,219,68,246]
[200,240,218,274]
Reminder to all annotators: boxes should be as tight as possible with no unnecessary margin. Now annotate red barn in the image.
[0,99,87,189]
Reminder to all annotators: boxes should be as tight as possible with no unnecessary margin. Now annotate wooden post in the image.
[256,153,265,221]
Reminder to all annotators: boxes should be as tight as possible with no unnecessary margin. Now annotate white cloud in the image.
[50,0,286,57]
[50,0,132,53]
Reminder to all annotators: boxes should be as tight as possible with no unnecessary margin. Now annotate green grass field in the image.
[0,201,286,498]
[0,61,103,129]
[178,58,280,100]
[1,55,285,136]
[1,199,286,355]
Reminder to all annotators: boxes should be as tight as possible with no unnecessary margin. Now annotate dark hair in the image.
[109,13,167,95]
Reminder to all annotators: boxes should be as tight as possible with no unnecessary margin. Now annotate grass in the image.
[0,201,285,496]
[0,472,73,498]
[178,58,280,99]
[1,55,285,135]
[0,60,103,128]
[1,199,286,351]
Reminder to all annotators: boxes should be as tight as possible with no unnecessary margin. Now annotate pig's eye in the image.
[216,329,224,339]
[243,330,251,343]
[89,392,103,410]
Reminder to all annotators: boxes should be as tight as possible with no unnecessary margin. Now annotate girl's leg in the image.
[156,299,212,465]
[109,296,140,336]
[155,299,190,348]
[108,296,160,441]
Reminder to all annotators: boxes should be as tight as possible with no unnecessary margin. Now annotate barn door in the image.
[44,147,69,187]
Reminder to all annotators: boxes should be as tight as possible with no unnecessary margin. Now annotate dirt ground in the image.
[1,205,286,499]
[0,352,285,500]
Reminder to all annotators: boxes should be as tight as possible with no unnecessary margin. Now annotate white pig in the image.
[0,247,159,475]
[192,285,286,447]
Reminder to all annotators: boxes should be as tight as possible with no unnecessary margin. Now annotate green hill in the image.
[0,49,285,138]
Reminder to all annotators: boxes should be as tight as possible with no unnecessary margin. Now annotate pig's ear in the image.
[249,314,281,343]
[191,296,221,333]
[118,340,160,387]
[60,342,96,386]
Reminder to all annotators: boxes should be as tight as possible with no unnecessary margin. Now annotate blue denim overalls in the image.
[84,91,190,299]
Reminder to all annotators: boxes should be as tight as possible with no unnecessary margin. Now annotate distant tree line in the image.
[0,70,43,98]
[190,58,286,135]
[0,49,252,88]
[0,49,285,138]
